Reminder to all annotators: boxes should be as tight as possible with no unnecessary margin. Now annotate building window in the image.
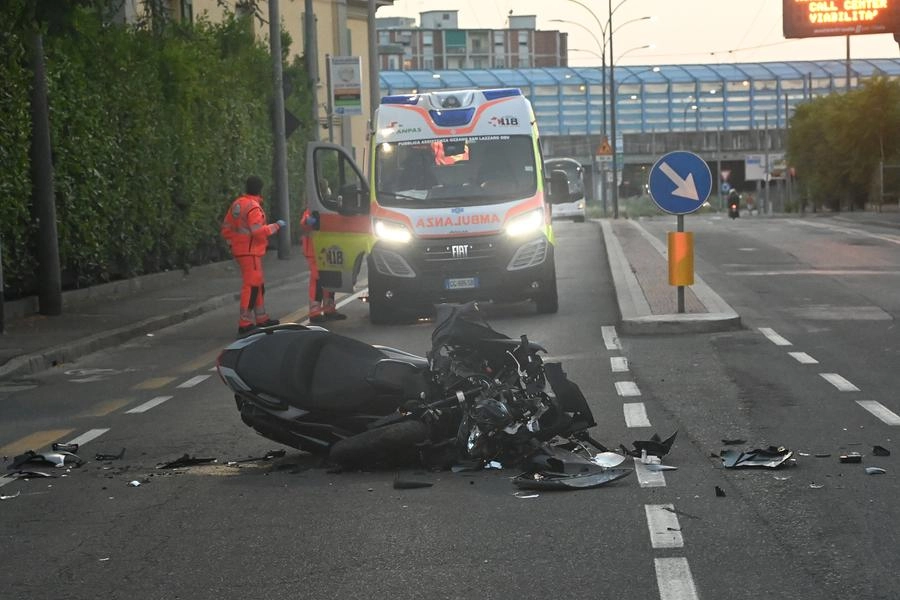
[379,31,389,45]
[518,31,528,46]
[494,31,504,46]
[423,31,433,46]
[181,0,193,23]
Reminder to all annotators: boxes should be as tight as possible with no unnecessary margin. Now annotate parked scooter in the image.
[216,302,604,470]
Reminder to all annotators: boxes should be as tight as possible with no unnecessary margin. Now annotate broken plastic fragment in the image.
[95,448,126,461]
[8,450,84,470]
[622,431,678,458]
[227,450,286,465]
[156,454,217,469]
[644,463,678,472]
[512,468,632,491]
[721,446,793,469]
[485,461,503,469]
[839,453,862,464]
[865,467,886,475]
[809,482,825,489]
[52,443,79,453]
[1,491,20,500]
[873,445,891,457]
[128,480,141,487]
[513,492,539,499]
[591,452,627,468]
[715,486,726,497]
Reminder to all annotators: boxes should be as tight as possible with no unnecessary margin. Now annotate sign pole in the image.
[676,214,685,313]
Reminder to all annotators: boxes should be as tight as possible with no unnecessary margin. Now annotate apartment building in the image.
[376,10,568,71]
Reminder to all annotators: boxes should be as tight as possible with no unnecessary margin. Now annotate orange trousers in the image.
[305,251,335,317]
[235,255,271,327]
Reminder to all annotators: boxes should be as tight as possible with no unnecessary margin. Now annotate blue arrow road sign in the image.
[648,151,712,215]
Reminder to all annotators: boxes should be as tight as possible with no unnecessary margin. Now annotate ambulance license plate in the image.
[445,277,479,290]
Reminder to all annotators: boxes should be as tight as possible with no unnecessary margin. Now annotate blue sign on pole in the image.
[648,151,713,215]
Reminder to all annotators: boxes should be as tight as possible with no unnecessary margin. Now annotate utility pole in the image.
[368,0,380,125]
[269,0,291,257]
[608,0,619,219]
[305,0,320,141]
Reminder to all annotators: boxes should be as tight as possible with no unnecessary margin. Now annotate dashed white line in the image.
[788,351,818,364]
[759,327,792,346]
[624,402,652,427]
[125,395,173,414]
[655,557,700,600]
[633,458,667,488]
[610,356,629,372]
[602,326,621,351]
[66,429,110,446]
[645,504,684,549]
[178,375,211,388]
[856,400,900,425]
[615,381,641,397]
[820,373,859,391]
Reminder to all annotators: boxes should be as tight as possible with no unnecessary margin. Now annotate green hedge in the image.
[0,4,314,299]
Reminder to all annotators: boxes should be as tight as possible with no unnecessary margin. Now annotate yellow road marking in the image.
[179,348,222,373]
[0,429,74,456]
[132,377,175,391]
[78,398,132,418]
[281,308,308,324]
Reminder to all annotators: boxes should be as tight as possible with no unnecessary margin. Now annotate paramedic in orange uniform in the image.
[221,176,285,335]
[299,207,346,323]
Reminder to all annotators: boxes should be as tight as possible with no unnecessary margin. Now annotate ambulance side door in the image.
[305,142,371,293]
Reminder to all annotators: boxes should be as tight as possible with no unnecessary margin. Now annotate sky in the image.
[377,0,900,66]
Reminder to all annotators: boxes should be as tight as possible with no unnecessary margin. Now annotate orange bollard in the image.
[668,231,694,286]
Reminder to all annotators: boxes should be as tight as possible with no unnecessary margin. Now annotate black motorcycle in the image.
[728,194,740,219]
[216,302,605,471]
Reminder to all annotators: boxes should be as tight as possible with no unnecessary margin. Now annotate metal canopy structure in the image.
[379,59,900,135]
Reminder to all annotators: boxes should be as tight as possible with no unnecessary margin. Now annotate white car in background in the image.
[545,157,586,223]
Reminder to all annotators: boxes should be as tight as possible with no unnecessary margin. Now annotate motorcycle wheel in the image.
[329,420,429,468]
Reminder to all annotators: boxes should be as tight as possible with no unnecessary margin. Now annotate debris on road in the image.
[865,467,887,475]
[591,452,627,468]
[226,450,286,466]
[873,445,891,457]
[52,443,79,453]
[512,468,632,491]
[715,486,726,497]
[95,448,126,461]
[621,431,678,458]
[393,478,433,490]
[1,491,21,500]
[156,454,217,469]
[839,452,863,464]
[8,450,85,470]
[721,446,793,469]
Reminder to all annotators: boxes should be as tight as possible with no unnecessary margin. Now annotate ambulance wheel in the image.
[535,274,559,314]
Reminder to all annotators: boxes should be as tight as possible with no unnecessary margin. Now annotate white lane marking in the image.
[126,395,173,414]
[856,400,900,425]
[209,366,217,372]
[645,504,684,549]
[615,381,641,397]
[820,373,859,392]
[177,375,211,388]
[794,218,900,246]
[66,429,110,446]
[624,402,652,428]
[633,458,667,488]
[759,327,792,346]
[655,557,701,600]
[610,357,629,372]
[0,476,17,489]
[788,352,819,364]
[601,326,621,351]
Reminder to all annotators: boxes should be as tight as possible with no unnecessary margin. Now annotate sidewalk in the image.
[0,250,309,380]
[0,219,740,380]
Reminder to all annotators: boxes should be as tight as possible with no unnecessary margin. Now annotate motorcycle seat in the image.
[236,329,396,412]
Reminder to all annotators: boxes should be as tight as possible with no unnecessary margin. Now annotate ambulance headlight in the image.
[505,209,544,237]
[374,219,412,244]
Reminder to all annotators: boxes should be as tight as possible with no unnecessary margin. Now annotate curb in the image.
[600,219,741,335]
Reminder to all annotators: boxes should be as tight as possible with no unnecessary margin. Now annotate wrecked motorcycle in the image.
[216,302,608,472]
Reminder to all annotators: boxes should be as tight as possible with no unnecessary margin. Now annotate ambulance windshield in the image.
[375,135,537,207]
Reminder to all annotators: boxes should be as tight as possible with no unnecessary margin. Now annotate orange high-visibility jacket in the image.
[299,208,316,257]
[221,194,278,257]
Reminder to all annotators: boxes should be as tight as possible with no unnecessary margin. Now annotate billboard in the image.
[783,0,900,38]
[328,56,362,116]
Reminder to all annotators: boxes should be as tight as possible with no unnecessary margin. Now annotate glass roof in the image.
[380,59,900,91]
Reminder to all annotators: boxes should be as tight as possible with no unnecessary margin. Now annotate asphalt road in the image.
[1,216,898,599]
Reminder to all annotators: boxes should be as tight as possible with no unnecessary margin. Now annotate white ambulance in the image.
[304,88,570,324]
